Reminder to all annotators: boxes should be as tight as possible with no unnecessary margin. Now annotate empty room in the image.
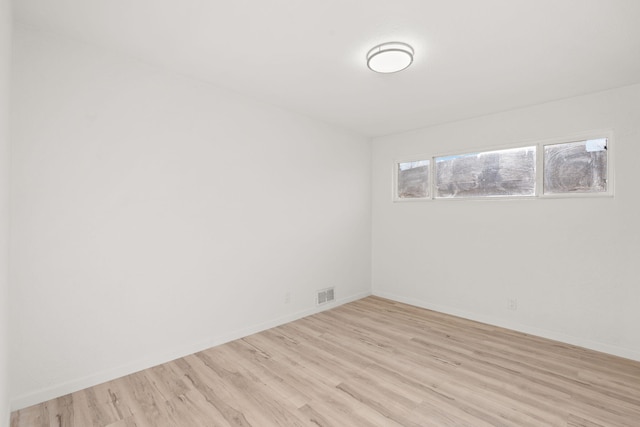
[1,0,640,426]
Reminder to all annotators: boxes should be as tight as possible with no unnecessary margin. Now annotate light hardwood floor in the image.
[11,296,640,426]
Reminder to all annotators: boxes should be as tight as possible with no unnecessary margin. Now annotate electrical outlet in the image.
[284,292,291,304]
[507,298,518,311]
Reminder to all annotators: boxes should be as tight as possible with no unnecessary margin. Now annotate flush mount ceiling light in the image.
[366,42,414,73]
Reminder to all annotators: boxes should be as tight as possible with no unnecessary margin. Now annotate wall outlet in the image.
[507,298,518,311]
[284,292,291,304]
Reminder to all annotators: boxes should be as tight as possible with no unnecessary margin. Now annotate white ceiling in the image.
[13,0,640,137]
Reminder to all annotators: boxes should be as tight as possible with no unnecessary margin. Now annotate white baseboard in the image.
[10,290,372,411]
[373,291,640,362]
[15,288,635,411]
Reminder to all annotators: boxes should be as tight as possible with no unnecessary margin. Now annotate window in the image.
[543,138,608,195]
[393,131,612,201]
[435,147,536,198]
[396,159,430,200]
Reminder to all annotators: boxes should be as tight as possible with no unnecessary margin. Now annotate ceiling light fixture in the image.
[366,42,414,73]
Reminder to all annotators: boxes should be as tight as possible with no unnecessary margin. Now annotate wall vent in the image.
[317,287,335,306]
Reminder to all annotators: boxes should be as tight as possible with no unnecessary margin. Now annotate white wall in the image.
[10,26,371,409]
[0,0,10,425]
[372,84,640,361]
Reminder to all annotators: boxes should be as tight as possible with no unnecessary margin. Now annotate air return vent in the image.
[316,287,335,306]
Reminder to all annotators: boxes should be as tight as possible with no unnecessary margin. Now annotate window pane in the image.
[397,160,430,199]
[435,147,536,198]
[544,139,607,194]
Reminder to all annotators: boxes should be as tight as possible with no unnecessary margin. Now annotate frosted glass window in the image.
[397,160,430,199]
[435,147,536,198]
[544,139,607,194]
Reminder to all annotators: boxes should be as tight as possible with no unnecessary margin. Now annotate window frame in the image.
[393,155,433,202]
[537,130,614,199]
[392,130,614,202]
[433,145,538,200]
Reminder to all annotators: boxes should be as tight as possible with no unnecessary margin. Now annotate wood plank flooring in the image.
[11,296,640,426]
